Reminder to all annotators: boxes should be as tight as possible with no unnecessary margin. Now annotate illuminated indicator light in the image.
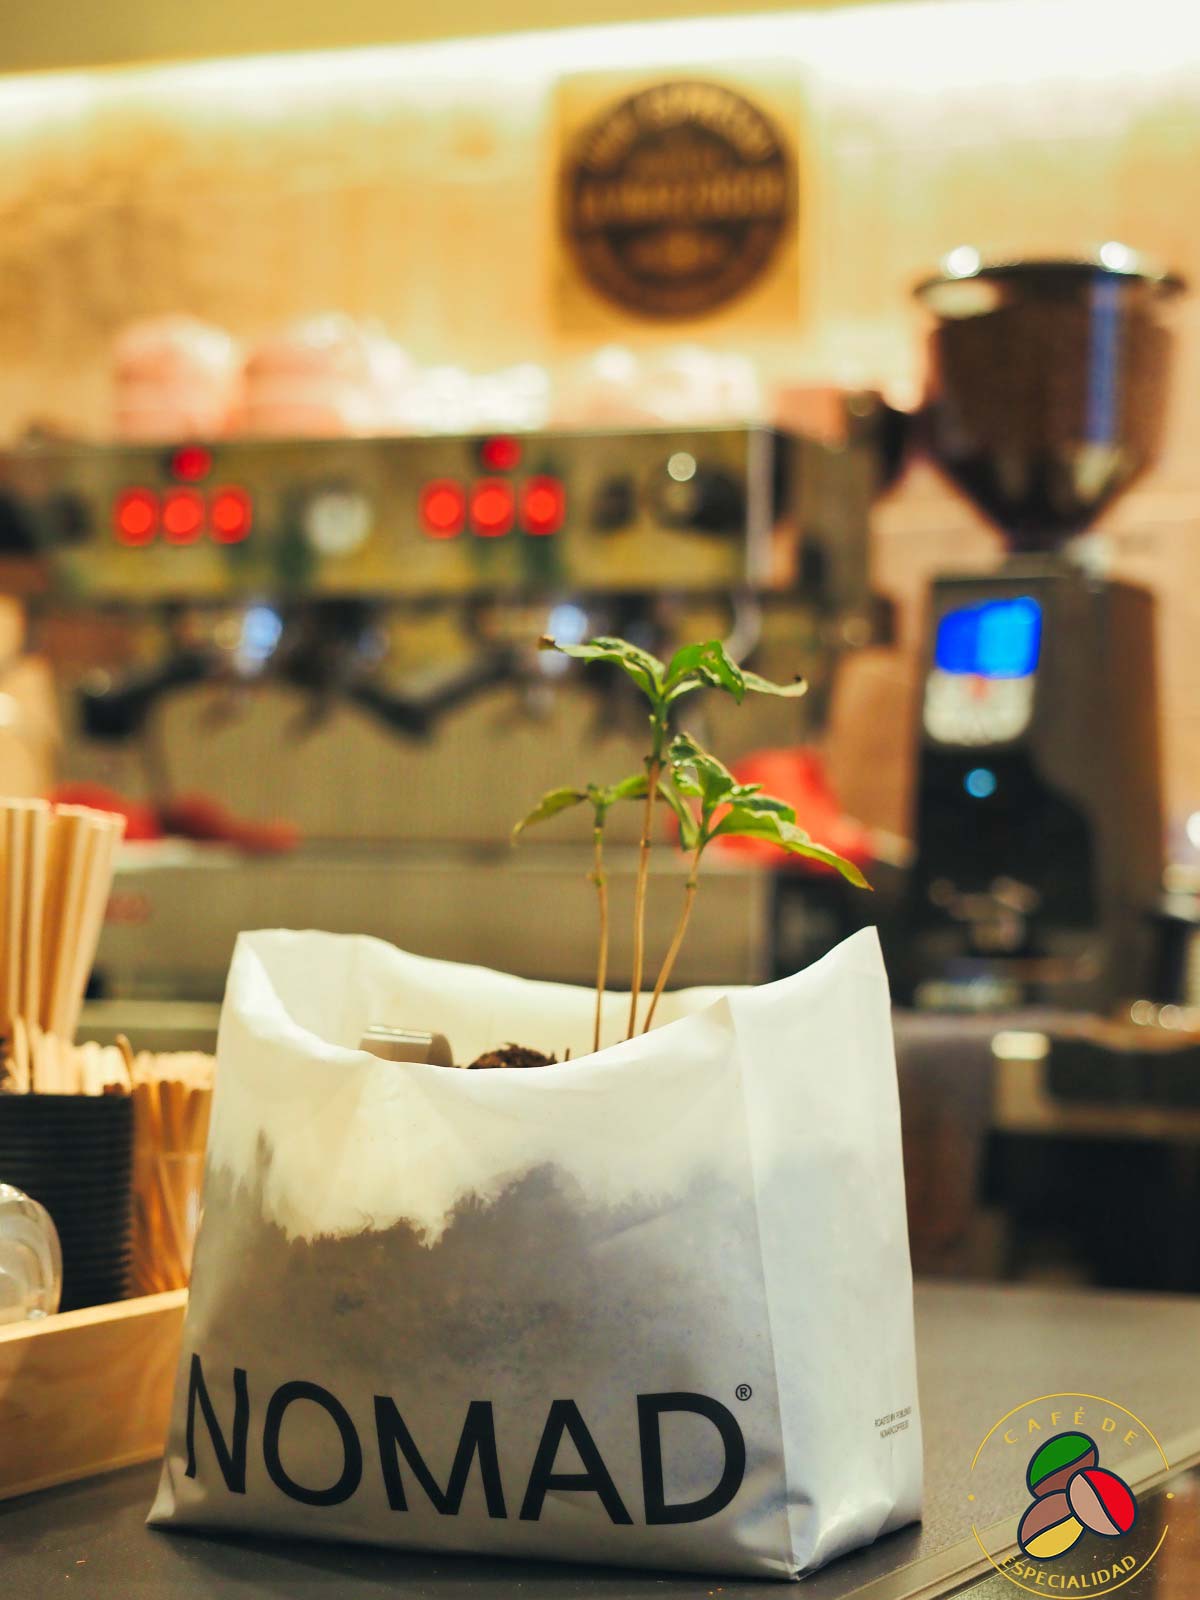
[480,435,522,472]
[162,489,205,544]
[113,488,158,546]
[1099,240,1136,274]
[420,479,466,538]
[170,444,213,481]
[944,244,981,279]
[522,476,566,536]
[547,601,588,645]
[210,487,252,543]
[471,479,515,537]
[964,767,997,799]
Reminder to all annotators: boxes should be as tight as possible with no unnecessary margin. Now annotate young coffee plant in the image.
[514,634,868,1045]
[513,773,647,1053]
[646,732,868,1030]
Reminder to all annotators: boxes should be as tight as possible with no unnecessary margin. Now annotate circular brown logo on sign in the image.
[562,79,793,321]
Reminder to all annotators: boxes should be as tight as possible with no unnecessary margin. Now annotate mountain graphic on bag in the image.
[149,926,922,1579]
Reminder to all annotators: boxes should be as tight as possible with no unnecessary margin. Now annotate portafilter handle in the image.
[343,647,518,739]
[75,615,518,745]
[78,652,212,742]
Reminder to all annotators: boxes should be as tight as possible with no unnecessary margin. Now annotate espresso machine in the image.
[0,405,892,1008]
[898,255,1182,1012]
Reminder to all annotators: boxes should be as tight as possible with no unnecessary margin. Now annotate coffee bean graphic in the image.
[1027,1432,1099,1498]
[1067,1468,1137,1537]
[1018,1492,1085,1560]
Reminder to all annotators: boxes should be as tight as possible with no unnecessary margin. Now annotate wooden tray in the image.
[0,1289,186,1501]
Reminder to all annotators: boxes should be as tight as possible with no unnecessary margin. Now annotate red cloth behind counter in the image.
[49,784,299,855]
[705,748,875,874]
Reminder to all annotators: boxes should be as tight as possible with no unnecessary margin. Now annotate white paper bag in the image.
[150,926,922,1579]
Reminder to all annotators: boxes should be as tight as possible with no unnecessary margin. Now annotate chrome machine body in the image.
[0,411,890,1000]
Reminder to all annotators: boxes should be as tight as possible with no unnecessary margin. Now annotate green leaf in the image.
[784,839,870,889]
[668,734,706,798]
[664,639,745,702]
[667,732,738,812]
[541,635,665,700]
[727,790,795,820]
[663,641,710,683]
[601,772,650,804]
[512,786,587,839]
[667,731,705,762]
[711,807,870,888]
[741,667,808,699]
[586,772,648,821]
[656,778,700,851]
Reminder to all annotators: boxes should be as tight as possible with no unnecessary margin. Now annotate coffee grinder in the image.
[898,254,1183,1011]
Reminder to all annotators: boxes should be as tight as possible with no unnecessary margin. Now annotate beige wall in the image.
[0,0,1197,836]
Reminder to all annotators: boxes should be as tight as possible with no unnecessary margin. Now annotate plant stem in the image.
[626,752,662,1038]
[590,824,608,1054]
[643,840,704,1032]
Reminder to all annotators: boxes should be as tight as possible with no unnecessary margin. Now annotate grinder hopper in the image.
[914,253,1182,551]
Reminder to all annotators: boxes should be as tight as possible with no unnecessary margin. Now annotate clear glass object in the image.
[0,1182,62,1324]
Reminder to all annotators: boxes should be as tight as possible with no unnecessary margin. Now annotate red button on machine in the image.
[420,480,467,538]
[210,487,253,544]
[470,479,515,537]
[113,488,159,546]
[479,435,522,472]
[162,488,205,545]
[521,476,566,536]
[169,444,213,482]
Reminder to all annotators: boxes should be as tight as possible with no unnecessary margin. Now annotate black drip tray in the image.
[1046,1036,1200,1107]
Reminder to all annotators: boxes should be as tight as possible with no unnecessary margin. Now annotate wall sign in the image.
[557,77,798,328]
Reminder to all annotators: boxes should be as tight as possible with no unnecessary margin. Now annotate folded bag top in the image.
[151,927,922,1581]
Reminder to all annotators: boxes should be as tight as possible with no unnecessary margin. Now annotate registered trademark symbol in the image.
[735,1384,752,1402]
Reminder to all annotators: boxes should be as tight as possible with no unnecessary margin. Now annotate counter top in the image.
[4,1282,1199,1599]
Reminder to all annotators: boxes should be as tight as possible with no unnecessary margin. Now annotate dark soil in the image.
[466,1044,558,1071]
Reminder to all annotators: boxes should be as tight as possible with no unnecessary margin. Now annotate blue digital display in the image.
[935,596,1042,678]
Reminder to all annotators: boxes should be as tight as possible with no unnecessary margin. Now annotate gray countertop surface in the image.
[4,1281,1199,1599]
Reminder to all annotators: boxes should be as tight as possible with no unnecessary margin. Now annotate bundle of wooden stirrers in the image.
[0,798,125,1091]
[1,1022,139,1095]
[131,1049,214,1294]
